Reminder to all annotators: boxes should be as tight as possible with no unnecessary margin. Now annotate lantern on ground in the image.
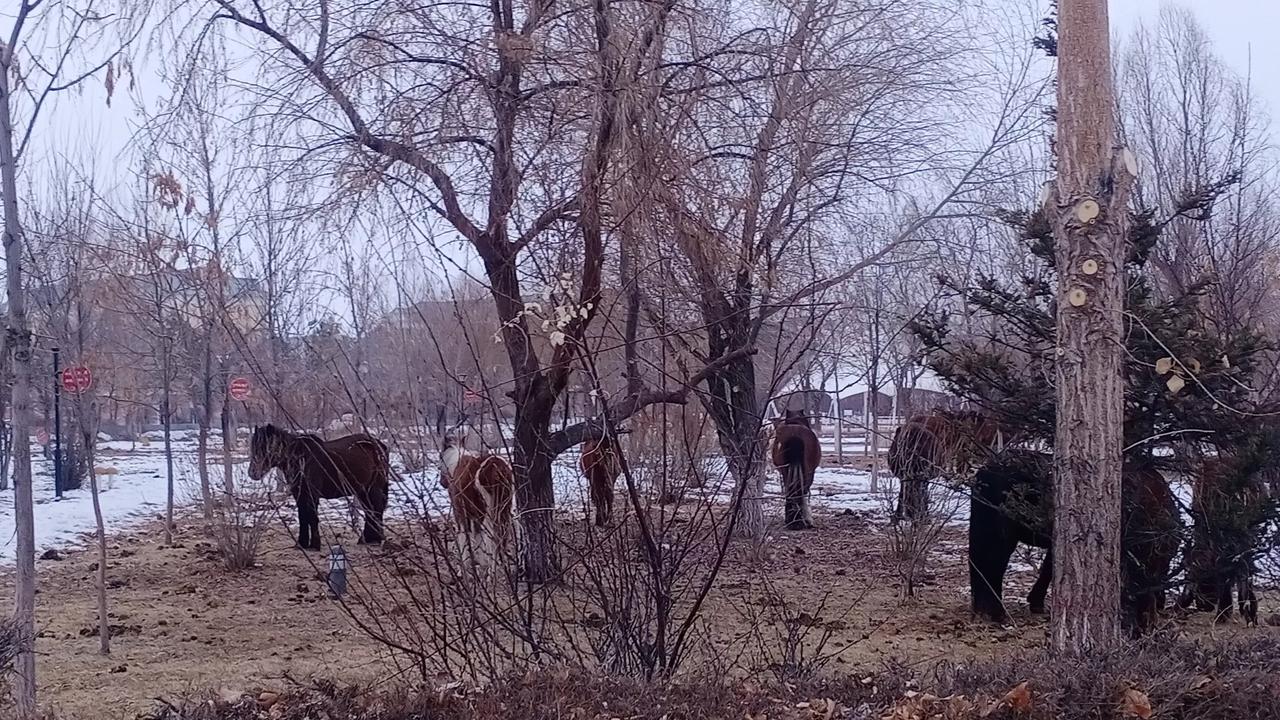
[327,544,348,598]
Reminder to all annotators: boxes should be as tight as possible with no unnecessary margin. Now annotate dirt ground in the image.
[2,498,1275,720]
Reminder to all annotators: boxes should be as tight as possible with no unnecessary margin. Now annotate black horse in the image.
[248,424,391,550]
[969,450,1180,633]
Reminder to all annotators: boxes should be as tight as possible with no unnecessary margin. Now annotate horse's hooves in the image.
[1029,605,1047,615]
[784,521,814,531]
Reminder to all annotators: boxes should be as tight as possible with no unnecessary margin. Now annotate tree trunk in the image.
[1051,0,1135,657]
[86,433,110,655]
[162,345,175,545]
[512,397,559,583]
[221,386,235,497]
[1,34,39,714]
[197,424,213,518]
[703,357,765,540]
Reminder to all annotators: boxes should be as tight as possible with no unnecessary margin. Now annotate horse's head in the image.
[781,408,812,429]
[248,424,284,481]
[438,431,467,489]
[942,410,1011,471]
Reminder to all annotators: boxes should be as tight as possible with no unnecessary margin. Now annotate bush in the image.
[207,481,275,570]
[136,635,1280,720]
[0,619,16,710]
[923,633,1280,720]
[140,670,885,720]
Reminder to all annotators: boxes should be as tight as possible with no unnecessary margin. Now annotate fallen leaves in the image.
[1002,681,1033,714]
[1119,688,1153,719]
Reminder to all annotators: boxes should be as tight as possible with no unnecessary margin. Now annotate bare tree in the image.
[1,1,137,710]
[625,0,1047,538]
[1119,6,1280,333]
[1050,0,1137,656]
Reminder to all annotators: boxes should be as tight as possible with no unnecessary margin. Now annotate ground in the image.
[1,440,1275,719]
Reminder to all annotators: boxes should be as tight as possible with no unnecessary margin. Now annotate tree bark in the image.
[1051,0,1135,657]
[703,355,765,539]
[1,32,39,716]
[87,441,110,655]
[162,342,175,545]
[511,393,559,583]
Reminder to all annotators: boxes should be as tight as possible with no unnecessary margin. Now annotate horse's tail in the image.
[779,433,807,469]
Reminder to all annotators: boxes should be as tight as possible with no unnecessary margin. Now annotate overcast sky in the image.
[5,1,1277,394]
[1110,0,1279,115]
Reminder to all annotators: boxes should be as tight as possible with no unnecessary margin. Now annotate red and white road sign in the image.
[229,376,252,401]
[463,389,481,403]
[36,428,49,446]
[61,366,92,394]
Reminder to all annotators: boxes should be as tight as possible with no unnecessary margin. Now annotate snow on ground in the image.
[1,433,1225,579]
[0,440,195,564]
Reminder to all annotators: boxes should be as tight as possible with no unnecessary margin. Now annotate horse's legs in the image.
[1238,569,1258,626]
[589,472,613,528]
[358,486,388,544]
[1212,576,1235,623]
[295,501,310,550]
[970,530,1017,622]
[901,476,929,521]
[1028,547,1053,614]
[783,474,803,530]
[782,466,812,530]
[799,468,816,528]
[296,493,321,551]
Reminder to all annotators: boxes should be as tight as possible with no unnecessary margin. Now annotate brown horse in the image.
[770,409,822,530]
[887,409,1005,521]
[248,424,391,550]
[439,434,515,570]
[581,434,621,527]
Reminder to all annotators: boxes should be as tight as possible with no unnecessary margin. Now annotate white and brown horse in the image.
[439,434,514,571]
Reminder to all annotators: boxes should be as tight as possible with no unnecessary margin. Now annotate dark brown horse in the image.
[969,451,1180,634]
[248,424,391,550]
[439,433,514,570]
[770,409,822,530]
[888,409,1005,521]
[581,434,621,527]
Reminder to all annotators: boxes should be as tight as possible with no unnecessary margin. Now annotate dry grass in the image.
[1,494,1275,719]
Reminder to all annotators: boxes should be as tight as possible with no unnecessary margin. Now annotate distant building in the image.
[837,388,960,418]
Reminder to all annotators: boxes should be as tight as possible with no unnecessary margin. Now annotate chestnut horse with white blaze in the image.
[439,434,515,571]
[581,434,622,526]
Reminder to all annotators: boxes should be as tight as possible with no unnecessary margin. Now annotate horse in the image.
[439,433,515,571]
[968,450,1180,634]
[888,409,1006,521]
[248,424,391,551]
[1179,454,1274,625]
[581,434,622,527]
[770,408,822,530]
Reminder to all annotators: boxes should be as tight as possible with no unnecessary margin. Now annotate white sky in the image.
[5,1,1278,395]
[1111,0,1280,118]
